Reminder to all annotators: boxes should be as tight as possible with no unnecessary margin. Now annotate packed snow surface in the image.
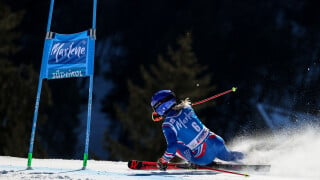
[1,125,319,180]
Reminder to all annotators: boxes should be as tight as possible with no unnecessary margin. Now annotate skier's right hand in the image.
[157,158,168,171]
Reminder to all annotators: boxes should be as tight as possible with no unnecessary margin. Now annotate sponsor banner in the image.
[40,30,94,79]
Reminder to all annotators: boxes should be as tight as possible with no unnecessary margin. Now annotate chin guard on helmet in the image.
[152,112,163,121]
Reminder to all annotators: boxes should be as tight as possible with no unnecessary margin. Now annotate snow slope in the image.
[1,125,319,180]
[0,157,280,180]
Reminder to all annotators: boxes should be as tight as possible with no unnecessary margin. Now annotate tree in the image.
[2,0,87,158]
[105,33,215,161]
[0,60,52,157]
[0,2,52,157]
[0,1,22,57]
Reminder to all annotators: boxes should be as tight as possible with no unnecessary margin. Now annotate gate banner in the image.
[40,30,95,79]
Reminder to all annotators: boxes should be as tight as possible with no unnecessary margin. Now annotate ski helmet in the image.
[151,90,177,116]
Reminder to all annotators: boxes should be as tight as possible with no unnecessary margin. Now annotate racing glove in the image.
[157,158,168,171]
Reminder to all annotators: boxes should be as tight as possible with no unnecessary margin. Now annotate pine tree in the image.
[105,33,215,161]
[0,60,52,157]
[0,1,22,57]
[0,2,52,157]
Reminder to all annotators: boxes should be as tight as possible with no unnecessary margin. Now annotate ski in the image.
[128,160,251,177]
[128,160,270,172]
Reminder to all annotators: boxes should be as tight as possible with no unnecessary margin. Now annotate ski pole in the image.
[152,87,237,121]
[192,87,237,106]
[198,165,249,177]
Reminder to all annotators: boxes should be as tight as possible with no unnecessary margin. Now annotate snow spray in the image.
[229,124,320,179]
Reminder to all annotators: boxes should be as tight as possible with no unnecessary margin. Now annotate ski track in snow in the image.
[1,125,319,180]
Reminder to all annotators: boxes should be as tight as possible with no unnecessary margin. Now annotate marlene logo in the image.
[50,40,87,63]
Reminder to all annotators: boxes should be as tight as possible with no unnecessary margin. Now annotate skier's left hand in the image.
[157,158,168,171]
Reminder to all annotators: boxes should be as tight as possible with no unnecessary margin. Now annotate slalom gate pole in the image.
[27,0,55,170]
[82,76,94,170]
[82,0,97,169]
[192,87,237,106]
[199,166,249,177]
[27,79,43,169]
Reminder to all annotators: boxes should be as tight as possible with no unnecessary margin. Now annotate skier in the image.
[151,90,244,171]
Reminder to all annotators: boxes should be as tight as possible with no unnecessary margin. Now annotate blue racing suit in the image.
[160,106,243,165]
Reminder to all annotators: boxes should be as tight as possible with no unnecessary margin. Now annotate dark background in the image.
[1,0,320,160]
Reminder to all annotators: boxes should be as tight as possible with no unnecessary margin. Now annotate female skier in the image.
[151,90,244,171]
